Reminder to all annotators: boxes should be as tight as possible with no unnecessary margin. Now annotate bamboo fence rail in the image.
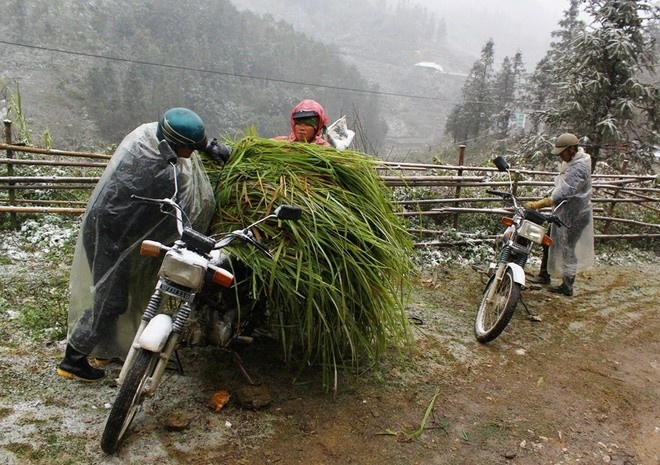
[1,136,658,246]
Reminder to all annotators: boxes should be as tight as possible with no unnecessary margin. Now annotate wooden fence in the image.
[1,126,659,246]
[376,157,659,246]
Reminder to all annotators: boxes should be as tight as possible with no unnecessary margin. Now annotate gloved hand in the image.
[204,138,232,166]
[524,197,553,210]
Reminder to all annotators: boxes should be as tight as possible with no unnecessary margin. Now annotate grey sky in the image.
[413,0,570,64]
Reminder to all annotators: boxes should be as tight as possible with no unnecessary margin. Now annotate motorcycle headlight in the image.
[159,252,206,290]
[518,220,547,244]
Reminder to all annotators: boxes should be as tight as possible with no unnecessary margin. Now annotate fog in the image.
[413,0,569,64]
[0,0,578,152]
[232,0,571,69]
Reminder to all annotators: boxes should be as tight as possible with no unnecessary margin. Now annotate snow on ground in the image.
[0,215,79,263]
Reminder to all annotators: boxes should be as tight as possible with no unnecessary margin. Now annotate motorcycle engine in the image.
[206,308,235,347]
[181,316,205,346]
[181,306,234,347]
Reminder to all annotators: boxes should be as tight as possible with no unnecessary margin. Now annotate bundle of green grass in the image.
[203,137,414,389]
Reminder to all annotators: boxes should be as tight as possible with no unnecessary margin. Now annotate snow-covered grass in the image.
[0,214,656,343]
[0,215,80,342]
[413,239,495,269]
[413,237,658,271]
[0,215,79,263]
[593,241,658,266]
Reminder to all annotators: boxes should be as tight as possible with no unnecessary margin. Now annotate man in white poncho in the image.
[57,108,218,381]
[526,133,594,296]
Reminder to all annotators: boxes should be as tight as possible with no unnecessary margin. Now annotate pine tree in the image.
[492,52,526,137]
[526,0,584,132]
[444,40,496,143]
[541,0,659,170]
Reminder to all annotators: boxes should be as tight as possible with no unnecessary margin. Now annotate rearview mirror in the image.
[493,156,510,172]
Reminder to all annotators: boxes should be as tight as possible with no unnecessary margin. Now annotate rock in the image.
[235,385,272,409]
[164,412,192,431]
[208,390,231,412]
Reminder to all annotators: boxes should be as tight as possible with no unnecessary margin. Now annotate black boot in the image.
[57,344,105,381]
[549,275,575,297]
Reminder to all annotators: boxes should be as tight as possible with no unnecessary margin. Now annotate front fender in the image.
[138,314,173,352]
[506,263,526,285]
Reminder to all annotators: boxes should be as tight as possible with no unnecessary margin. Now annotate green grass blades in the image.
[207,137,414,390]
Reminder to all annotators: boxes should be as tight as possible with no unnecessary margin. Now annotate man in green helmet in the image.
[57,108,227,381]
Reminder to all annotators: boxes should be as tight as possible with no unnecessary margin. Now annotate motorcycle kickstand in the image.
[173,349,185,376]
[231,350,260,386]
[520,295,542,322]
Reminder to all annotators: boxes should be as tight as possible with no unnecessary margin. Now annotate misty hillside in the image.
[230,0,478,154]
[0,0,496,156]
[1,0,387,150]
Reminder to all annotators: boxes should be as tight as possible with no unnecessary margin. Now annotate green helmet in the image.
[157,107,207,150]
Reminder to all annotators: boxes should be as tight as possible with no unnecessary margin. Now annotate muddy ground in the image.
[0,261,658,465]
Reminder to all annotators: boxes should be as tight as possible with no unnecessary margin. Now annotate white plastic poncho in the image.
[67,122,216,359]
[548,148,594,277]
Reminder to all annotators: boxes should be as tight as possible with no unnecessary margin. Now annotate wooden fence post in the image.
[3,119,18,230]
[602,159,629,234]
[453,145,465,229]
[511,169,519,197]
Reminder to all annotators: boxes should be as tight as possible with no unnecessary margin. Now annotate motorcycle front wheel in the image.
[101,348,158,454]
[474,267,521,343]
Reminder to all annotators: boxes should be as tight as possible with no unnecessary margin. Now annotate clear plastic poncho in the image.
[67,122,216,359]
[548,148,595,277]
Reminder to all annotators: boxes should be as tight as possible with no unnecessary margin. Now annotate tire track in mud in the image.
[564,265,658,343]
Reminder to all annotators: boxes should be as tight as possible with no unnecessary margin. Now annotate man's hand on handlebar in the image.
[524,197,553,210]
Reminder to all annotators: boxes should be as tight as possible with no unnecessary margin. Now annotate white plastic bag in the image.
[325,116,355,150]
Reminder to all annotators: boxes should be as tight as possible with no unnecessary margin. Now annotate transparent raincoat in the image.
[67,122,216,359]
[548,148,594,277]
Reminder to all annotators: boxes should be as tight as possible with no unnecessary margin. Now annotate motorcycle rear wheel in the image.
[474,268,521,343]
[101,349,157,453]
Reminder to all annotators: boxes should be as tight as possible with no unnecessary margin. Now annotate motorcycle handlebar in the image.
[131,194,187,234]
[487,188,567,228]
[546,215,568,228]
[214,230,274,259]
[133,183,301,259]
[486,189,512,198]
[486,157,569,229]
[212,206,302,257]
[526,210,567,228]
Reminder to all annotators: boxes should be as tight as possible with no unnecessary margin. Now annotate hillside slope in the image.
[230,0,474,155]
[1,0,477,156]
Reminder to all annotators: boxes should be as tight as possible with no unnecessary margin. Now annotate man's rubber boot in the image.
[57,344,105,381]
[549,275,575,297]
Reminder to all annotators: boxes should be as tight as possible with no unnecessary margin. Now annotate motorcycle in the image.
[100,162,302,454]
[474,156,565,343]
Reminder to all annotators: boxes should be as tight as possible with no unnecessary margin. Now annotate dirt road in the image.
[1,262,658,464]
